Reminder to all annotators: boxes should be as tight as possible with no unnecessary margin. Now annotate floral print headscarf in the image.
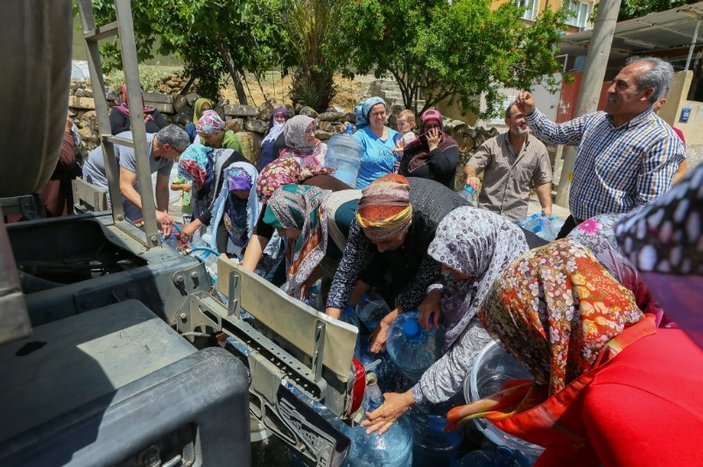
[479,239,644,395]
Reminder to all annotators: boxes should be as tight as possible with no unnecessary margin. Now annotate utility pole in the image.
[555,0,622,207]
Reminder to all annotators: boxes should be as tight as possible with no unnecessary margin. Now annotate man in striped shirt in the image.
[516,56,685,237]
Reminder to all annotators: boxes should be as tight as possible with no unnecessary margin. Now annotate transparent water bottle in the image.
[386,311,443,384]
[357,292,390,331]
[409,406,463,467]
[459,184,477,206]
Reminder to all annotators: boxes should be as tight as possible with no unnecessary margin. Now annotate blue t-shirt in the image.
[354,126,399,188]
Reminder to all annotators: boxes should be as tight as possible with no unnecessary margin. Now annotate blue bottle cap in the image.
[403,319,421,338]
[463,184,476,194]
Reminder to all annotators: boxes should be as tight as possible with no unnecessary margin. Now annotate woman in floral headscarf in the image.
[207,162,261,257]
[279,115,328,171]
[185,97,214,143]
[109,83,167,135]
[240,158,349,276]
[361,206,529,434]
[441,239,697,466]
[177,143,251,241]
[262,185,361,299]
[258,107,290,170]
[196,110,242,154]
[567,213,667,325]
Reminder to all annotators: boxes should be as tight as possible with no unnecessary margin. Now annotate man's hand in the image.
[418,290,442,329]
[515,91,536,115]
[426,127,441,152]
[466,176,481,191]
[360,390,415,435]
[156,210,173,237]
[543,207,553,217]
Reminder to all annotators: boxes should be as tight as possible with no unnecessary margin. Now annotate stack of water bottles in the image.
[386,311,443,384]
[518,212,564,242]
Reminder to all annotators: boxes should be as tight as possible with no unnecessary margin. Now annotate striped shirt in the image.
[468,133,552,220]
[526,108,685,221]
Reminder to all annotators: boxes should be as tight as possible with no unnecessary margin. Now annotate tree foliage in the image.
[336,0,567,117]
[618,0,699,20]
[90,0,288,101]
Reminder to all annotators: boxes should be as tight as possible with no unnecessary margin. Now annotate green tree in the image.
[277,0,342,111]
[337,0,567,117]
[618,0,699,20]
[90,0,287,102]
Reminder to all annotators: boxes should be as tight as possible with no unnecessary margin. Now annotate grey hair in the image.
[504,101,518,119]
[625,56,674,104]
[156,124,190,150]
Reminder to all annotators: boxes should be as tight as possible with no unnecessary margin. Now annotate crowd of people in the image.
[58,54,703,464]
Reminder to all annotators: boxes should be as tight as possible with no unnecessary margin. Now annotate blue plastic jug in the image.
[409,406,463,467]
[386,311,443,383]
[326,134,364,187]
[459,184,477,206]
[354,334,403,392]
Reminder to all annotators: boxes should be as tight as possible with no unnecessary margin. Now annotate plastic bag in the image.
[518,212,564,242]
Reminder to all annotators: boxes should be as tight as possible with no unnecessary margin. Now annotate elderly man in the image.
[464,101,553,220]
[82,124,189,233]
[516,56,685,237]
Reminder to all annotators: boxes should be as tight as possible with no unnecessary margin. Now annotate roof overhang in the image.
[560,2,703,67]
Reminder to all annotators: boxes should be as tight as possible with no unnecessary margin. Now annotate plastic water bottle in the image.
[345,123,354,135]
[326,134,364,187]
[459,184,477,206]
[409,406,463,467]
[519,212,561,242]
[345,377,414,467]
[354,334,403,393]
[357,292,390,331]
[386,311,443,384]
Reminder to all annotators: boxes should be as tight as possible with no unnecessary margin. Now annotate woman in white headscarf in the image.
[279,115,328,171]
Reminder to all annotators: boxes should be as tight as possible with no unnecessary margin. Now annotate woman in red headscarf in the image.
[399,108,459,189]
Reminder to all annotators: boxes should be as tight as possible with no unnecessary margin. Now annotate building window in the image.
[515,0,540,21]
[565,0,592,29]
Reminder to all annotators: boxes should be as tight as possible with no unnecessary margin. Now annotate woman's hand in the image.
[418,290,442,329]
[426,127,441,152]
[179,218,202,242]
[361,390,415,435]
[369,308,400,353]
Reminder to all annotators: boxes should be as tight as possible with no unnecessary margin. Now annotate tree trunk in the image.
[216,39,248,105]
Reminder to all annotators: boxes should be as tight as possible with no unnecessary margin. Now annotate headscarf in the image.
[263,185,331,298]
[427,207,529,349]
[616,163,703,347]
[405,108,458,172]
[356,174,413,242]
[362,96,387,121]
[178,143,212,190]
[262,107,289,146]
[206,162,261,257]
[196,110,225,134]
[256,157,334,203]
[192,98,214,124]
[354,102,368,129]
[447,239,646,432]
[115,83,156,120]
[568,212,664,323]
[226,167,253,192]
[283,115,318,153]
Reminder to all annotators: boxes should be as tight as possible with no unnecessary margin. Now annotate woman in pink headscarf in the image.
[109,83,167,135]
[399,108,458,189]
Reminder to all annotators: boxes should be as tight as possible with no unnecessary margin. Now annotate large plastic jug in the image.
[386,311,443,384]
[326,134,364,187]
[354,333,403,392]
[457,446,533,467]
[357,292,390,331]
[409,406,463,467]
[464,341,544,460]
[344,374,414,467]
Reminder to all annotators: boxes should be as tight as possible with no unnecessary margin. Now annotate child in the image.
[395,109,417,148]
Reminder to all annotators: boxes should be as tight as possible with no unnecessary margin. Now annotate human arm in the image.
[395,253,443,313]
[535,183,553,217]
[418,289,442,330]
[180,218,203,241]
[464,143,491,190]
[369,307,400,353]
[672,159,688,185]
[240,234,268,271]
[155,172,173,236]
[635,136,685,205]
[533,147,553,216]
[412,319,492,405]
[325,219,373,315]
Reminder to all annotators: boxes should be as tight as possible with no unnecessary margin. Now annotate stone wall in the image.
[68,78,498,171]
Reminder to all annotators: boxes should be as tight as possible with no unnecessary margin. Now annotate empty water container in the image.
[464,341,544,460]
[326,134,364,187]
[386,311,443,384]
[409,406,463,467]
